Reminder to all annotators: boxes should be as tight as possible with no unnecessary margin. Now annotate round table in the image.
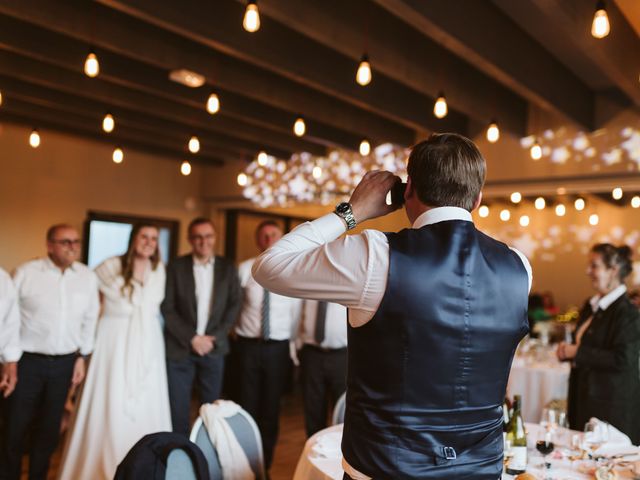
[293,424,344,480]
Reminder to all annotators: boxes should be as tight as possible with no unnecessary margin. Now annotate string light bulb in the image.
[356,54,372,86]
[478,205,489,218]
[519,215,530,227]
[612,187,623,200]
[433,92,448,119]
[257,151,268,166]
[237,172,248,186]
[243,0,260,33]
[499,209,510,221]
[486,120,500,143]
[206,92,220,114]
[293,117,306,137]
[180,160,192,176]
[574,198,586,211]
[589,213,599,226]
[510,192,522,204]
[112,147,124,164]
[530,139,542,160]
[312,165,322,179]
[29,129,40,148]
[102,113,115,133]
[188,135,200,154]
[84,51,99,77]
[555,204,566,217]
[631,196,640,208]
[591,0,610,39]
[534,197,546,210]
[359,139,371,156]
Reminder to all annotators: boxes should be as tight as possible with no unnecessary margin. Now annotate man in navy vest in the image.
[252,133,531,479]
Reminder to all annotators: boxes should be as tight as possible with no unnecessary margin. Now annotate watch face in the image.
[336,202,350,214]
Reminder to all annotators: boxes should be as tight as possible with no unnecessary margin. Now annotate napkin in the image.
[588,417,637,457]
[311,432,343,459]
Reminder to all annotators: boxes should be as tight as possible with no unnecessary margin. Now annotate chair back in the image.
[332,392,347,425]
[165,448,197,480]
[190,405,266,480]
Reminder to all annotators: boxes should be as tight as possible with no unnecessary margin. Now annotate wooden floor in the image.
[27,390,308,480]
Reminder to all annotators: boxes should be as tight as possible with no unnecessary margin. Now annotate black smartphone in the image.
[389,179,406,207]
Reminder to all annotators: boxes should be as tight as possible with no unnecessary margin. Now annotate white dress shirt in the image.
[193,256,214,336]
[299,300,348,349]
[13,257,100,356]
[589,284,627,312]
[235,257,302,341]
[253,206,533,480]
[0,268,21,363]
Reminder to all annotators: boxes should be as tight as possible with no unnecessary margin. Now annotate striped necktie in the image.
[261,288,270,340]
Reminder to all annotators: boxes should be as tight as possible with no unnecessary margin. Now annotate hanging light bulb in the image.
[433,92,448,119]
[356,54,372,86]
[519,215,530,227]
[574,198,586,211]
[237,172,248,186]
[632,196,640,209]
[534,197,546,210]
[589,213,599,226]
[84,50,99,77]
[293,117,306,137]
[591,0,610,39]
[612,187,623,200]
[510,192,522,204]
[486,120,500,143]
[359,139,371,156]
[530,139,542,160]
[206,92,220,114]
[478,205,489,218]
[180,160,192,176]
[499,209,510,221]
[257,151,268,166]
[112,147,124,164]
[29,129,40,148]
[243,0,260,33]
[188,135,200,154]
[555,204,566,217]
[102,113,115,133]
[312,165,322,179]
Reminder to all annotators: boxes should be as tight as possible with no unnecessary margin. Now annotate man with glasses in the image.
[161,218,241,436]
[0,224,99,480]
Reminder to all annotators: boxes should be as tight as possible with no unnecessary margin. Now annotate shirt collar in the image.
[412,206,473,229]
[44,256,77,273]
[192,255,214,267]
[589,284,627,312]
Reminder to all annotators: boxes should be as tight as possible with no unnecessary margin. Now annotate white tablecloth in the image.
[507,354,570,423]
[294,423,640,480]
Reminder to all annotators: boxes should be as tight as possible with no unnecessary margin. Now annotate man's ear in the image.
[404,177,414,201]
[472,192,483,211]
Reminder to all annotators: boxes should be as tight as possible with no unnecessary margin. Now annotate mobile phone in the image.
[388,179,406,207]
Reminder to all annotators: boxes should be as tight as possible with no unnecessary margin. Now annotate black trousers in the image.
[300,345,347,437]
[166,352,225,436]
[0,352,75,480]
[235,337,290,470]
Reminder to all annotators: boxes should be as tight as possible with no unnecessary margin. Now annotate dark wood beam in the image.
[374,0,596,130]
[0,0,416,146]
[248,0,527,136]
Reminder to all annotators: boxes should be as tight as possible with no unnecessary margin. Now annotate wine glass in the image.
[536,428,555,480]
[540,408,558,432]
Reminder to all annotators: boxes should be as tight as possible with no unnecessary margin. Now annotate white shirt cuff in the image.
[309,213,347,242]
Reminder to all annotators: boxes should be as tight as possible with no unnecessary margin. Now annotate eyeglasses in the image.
[51,239,81,247]
[190,234,215,241]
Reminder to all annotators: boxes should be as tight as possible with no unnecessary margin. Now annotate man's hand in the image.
[556,342,578,361]
[191,335,216,356]
[349,170,401,224]
[71,357,86,387]
[0,362,18,398]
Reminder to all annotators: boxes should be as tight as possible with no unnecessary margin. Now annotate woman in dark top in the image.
[557,243,640,444]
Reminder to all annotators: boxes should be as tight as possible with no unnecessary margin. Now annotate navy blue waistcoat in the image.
[342,220,529,479]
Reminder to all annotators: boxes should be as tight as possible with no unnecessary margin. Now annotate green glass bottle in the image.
[505,395,527,475]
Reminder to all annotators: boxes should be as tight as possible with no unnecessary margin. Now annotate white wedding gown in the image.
[58,256,172,480]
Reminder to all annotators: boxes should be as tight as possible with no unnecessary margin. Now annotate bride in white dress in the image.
[58,224,172,480]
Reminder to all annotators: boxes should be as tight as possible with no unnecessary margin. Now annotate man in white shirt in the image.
[233,220,302,470]
[161,218,241,436]
[0,225,99,480]
[0,268,20,399]
[253,133,532,479]
[298,300,348,437]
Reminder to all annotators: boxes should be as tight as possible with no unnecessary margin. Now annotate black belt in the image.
[23,352,78,360]
[304,344,347,353]
[236,335,288,344]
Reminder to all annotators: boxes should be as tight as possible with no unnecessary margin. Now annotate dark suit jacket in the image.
[162,254,241,360]
[567,294,640,444]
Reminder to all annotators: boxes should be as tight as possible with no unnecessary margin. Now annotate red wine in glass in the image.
[536,440,554,456]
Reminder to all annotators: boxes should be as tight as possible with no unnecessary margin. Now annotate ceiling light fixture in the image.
[631,196,640,208]
[574,198,586,211]
[359,139,371,156]
[499,209,510,221]
[534,197,546,210]
[589,213,599,226]
[555,204,566,217]
[530,139,542,160]
[102,113,115,133]
[478,205,489,218]
[519,215,530,227]
[188,135,200,154]
[486,120,500,143]
[237,172,248,186]
[591,0,610,39]
[180,160,192,176]
[356,54,372,86]
[206,92,220,114]
[169,69,205,88]
[312,165,322,179]
[510,192,522,204]
[433,92,448,119]
[243,0,260,33]
[257,151,268,166]
[112,147,124,164]
[612,187,623,200]
[293,117,306,137]
[29,129,40,148]
[84,50,99,77]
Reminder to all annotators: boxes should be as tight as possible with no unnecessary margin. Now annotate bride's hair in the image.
[120,223,160,297]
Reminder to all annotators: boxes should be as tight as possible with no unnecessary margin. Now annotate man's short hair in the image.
[407,133,486,211]
[188,217,215,237]
[255,220,281,234]
[46,224,74,242]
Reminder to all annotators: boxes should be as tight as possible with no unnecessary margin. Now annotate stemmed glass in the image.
[536,428,555,480]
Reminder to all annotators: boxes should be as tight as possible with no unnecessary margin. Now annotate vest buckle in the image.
[443,446,457,460]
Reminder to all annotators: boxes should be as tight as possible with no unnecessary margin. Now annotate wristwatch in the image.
[334,202,357,230]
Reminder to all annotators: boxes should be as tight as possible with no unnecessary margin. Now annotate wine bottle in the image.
[505,395,527,475]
